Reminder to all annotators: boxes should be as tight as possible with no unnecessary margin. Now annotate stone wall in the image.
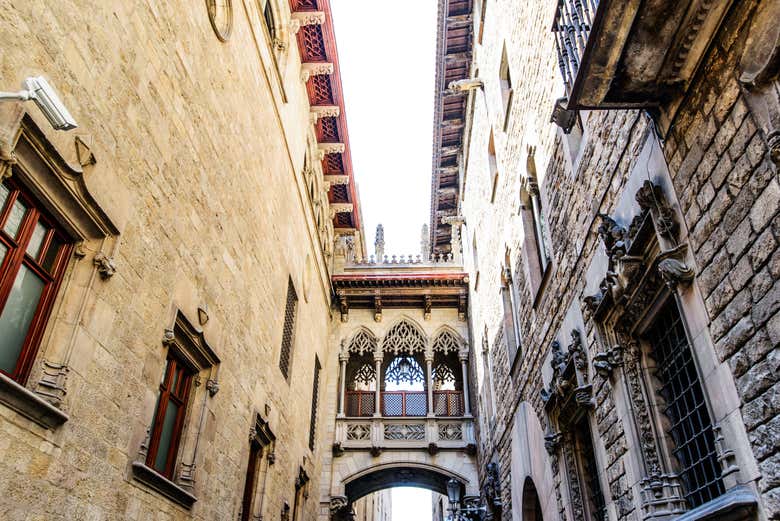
[662,0,780,515]
[0,1,336,519]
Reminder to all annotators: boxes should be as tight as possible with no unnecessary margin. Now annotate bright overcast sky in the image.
[392,487,434,521]
[330,0,438,257]
[329,0,438,517]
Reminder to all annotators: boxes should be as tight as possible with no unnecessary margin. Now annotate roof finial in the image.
[421,224,430,260]
[374,224,385,261]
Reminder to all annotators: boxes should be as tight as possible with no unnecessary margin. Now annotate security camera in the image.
[0,76,78,131]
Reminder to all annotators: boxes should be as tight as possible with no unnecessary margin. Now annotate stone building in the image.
[439,0,780,520]
[0,0,366,519]
[2,0,779,519]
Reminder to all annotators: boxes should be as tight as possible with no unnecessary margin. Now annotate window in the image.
[241,413,275,521]
[488,131,498,203]
[292,467,310,521]
[308,356,321,450]
[472,234,480,291]
[147,353,194,479]
[477,0,488,44]
[261,0,276,41]
[500,251,521,364]
[279,277,298,379]
[499,44,513,130]
[573,417,607,521]
[643,299,724,508]
[0,179,71,384]
[519,147,551,299]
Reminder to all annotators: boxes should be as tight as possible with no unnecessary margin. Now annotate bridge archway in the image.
[343,462,469,502]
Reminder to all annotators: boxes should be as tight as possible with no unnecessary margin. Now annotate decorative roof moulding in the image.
[429,0,473,254]
[309,105,340,123]
[300,62,334,83]
[290,10,325,34]
[290,0,361,231]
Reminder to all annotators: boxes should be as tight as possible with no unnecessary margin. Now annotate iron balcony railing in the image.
[553,0,599,95]
[345,390,465,417]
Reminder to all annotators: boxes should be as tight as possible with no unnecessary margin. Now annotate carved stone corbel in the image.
[423,295,432,321]
[34,359,69,406]
[373,296,382,323]
[339,295,349,323]
[738,0,780,165]
[93,252,116,279]
[657,244,694,289]
[593,345,623,378]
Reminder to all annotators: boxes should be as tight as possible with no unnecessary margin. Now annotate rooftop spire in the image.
[374,224,385,260]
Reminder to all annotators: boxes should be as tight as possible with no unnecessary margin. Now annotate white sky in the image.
[392,487,434,521]
[330,0,438,257]
[329,1,438,517]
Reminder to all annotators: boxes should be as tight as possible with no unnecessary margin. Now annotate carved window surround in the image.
[542,330,606,521]
[0,111,119,420]
[132,310,220,508]
[582,180,746,518]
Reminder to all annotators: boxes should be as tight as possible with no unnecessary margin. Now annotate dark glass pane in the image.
[40,235,63,273]
[3,197,27,239]
[153,400,179,474]
[0,264,45,374]
[170,364,180,393]
[0,184,9,210]
[26,221,49,260]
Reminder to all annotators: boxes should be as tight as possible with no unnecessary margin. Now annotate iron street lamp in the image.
[446,478,488,521]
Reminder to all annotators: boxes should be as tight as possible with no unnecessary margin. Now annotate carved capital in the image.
[206,378,219,396]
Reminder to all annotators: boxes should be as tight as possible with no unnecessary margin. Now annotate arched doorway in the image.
[522,477,544,521]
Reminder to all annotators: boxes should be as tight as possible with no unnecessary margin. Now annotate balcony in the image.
[551,0,736,128]
[345,390,465,418]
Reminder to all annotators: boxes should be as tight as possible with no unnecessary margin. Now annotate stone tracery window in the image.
[384,355,425,386]
[382,320,426,355]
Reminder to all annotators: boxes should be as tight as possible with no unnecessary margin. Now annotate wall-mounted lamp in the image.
[446,478,488,520]
[0,76,78,131]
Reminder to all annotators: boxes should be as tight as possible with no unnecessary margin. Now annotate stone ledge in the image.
[131,461,197,509]
[0,372,68,429]
[677,485,758,521]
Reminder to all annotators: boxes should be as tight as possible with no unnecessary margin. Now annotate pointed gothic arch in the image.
[381,318,426,355]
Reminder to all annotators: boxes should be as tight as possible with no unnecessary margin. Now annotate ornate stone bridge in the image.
[320,240,479,519]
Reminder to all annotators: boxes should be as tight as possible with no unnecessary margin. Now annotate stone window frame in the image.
[240,410,277,521]
[583,177,760,519]
[0,111,118,430]
[499,42,514,132]
[251,0,293,103]
[500,248,522,368]
[308,355,321,451]
[132,309,220,509]
[518,146,552,306]
[0,176,74,385]
[278,276,299,380]
[541,329,610,521]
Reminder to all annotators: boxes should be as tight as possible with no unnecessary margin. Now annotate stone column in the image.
[373,354,383,417]
[426,354,435,417]
[338,353,348,417]
[460,353,471,416]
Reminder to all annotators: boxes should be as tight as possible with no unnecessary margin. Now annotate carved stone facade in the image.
[457,0,779,521]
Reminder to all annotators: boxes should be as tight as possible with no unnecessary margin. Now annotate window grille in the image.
[308,356,321,450]
[300,24,326,61]
[309,74,334,105]
[646,299,724,508]
[278,278,298,379]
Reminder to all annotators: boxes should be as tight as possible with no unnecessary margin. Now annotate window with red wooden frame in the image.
[147,353,194,479]
[0,178,72,384]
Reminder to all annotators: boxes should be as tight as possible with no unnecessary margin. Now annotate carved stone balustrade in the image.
[334,416,475,452]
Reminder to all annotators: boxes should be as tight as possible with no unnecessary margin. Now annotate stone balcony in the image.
[335,415,476,453]
[551,0,737,130]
